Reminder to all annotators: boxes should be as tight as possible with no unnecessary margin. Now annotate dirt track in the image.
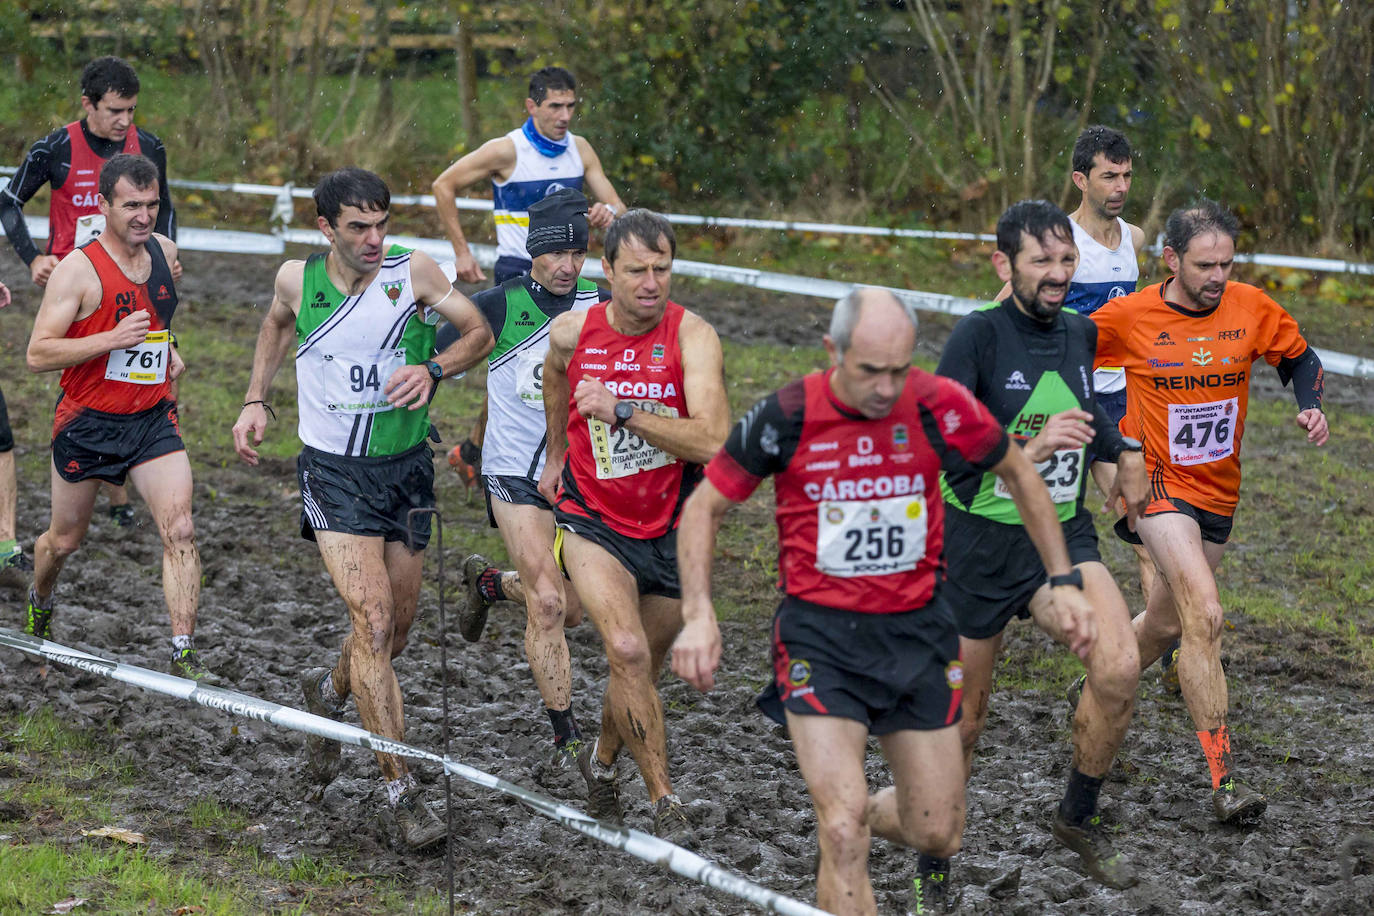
[1,248,1373,914]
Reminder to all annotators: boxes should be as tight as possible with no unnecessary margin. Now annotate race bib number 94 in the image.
[815,494,928,578]
[515,350,546,409]
[1168,397,1237,466]
[104,330,169,384]
[994,446,1083,504]
[588,400,679,479]
[322,349,405,414]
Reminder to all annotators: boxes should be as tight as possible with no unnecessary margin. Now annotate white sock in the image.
[171,634,193,653]
[386,773,417,808]
[319,672,343,708]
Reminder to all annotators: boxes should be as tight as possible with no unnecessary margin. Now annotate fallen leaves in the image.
[79,826,147,845]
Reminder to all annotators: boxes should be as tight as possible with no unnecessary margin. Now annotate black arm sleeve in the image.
[721,380,806,479]
[142,131,176,241]
[0,132,63,265]
[934,311,987,395]
[1277,346,1324,412]
[472,285,506,341]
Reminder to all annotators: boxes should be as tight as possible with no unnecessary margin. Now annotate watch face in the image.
[615,402,634,422]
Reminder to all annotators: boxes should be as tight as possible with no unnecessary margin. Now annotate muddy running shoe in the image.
[577,743,623,824]
[393,787,448,851]
[911,870,952,914]
[1051,810,1138,889]
[170,647,220,685]
[652,794,696,847]
[447,440,481,492]
[1066,674,1086,712]
[300,666,344,784]
[533,738,584,792]
[1159,640,1182,694]
[23,590,53,641]
[1212,778,1267,825]
[109,504,136,527]
[1,546,32,574]
[459,553,496,643]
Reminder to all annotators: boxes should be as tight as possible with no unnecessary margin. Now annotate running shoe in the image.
[23,590,53,641]
[1051,810,1138,889]
[911,869,953,914]
[1212,778,1267,825]
[109,504,136,527]
[1159,640,1182,694]
[169,647,220,685]
[299,666,344,785]
[0,545,33,574]
[459,553,496,643]
[577,743,623,824]
[1066,674,1086,712]
[651,794,696,847]
[392,787,448,850]
[533,738,584,792]
[447,441,481,491]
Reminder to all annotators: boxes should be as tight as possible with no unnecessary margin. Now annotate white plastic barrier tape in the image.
[0,627,831,916]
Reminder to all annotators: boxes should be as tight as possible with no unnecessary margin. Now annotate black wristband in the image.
[243,399,277,420]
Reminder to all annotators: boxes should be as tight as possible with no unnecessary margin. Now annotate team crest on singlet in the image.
[382,280,406,303]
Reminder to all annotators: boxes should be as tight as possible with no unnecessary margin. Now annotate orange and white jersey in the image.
[1092,279,1310,515]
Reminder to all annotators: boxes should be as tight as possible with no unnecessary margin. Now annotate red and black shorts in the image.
[52,398,184,485]
[757,593,964,735]
[297,441,435,549]
[554,504,680,599]
[1114,495,1233,546]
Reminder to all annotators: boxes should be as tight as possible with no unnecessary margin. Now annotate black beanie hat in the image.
[526,188,590,258]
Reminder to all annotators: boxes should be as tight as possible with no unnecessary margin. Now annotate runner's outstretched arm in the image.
[231,261,302,464]
[672,480,734,692]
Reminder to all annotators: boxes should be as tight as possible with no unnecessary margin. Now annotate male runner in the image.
[22,154,209,679]
[453,189,605,776]
[2,56,176,527]
[432,66,625,480]
[0,279,28,577]
[938,200,1148,889]
[231,168,493,849]
[1092,199,1326,824]
[539,209,728,843]
[672,288,1095,915]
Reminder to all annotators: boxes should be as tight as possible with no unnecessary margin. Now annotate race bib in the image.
[75,213,105,248]
[321,348,406,414]
[815,494,928,578]
[1168,398,1237,466]
[587,399,678,479]
[104,330,169,384]
[994,446,1084,504]
[514,350,546,409]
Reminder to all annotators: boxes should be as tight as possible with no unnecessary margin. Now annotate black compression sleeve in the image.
[1278,347,1324,412]
[0,194,36,266]
[1,133,63,265]
[143,132,176,240]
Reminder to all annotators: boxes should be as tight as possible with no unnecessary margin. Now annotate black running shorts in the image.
[297,441,435,549]
[943,507,1102,640]
[1114,495,1233,546]
[757,594,964,735]
[0,385,12,453]
[52,398,184,485]
[483,473,551,528]
[554,505,680,599]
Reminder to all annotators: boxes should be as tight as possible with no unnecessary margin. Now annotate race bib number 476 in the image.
[1168,397,1237,466]
[815,494,928,578]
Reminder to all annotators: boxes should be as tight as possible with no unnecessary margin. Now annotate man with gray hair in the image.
[538,208,730,844]
[672,287,1091,913]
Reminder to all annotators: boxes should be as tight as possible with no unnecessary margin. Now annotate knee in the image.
[603,630,652,678]
[44,532,82,560]
[914,815,963,859]
[1091,648,1141,705]
[526,587,565,632]
[160,512,196,551]
[357,606,394,656]
[817,810,870,862]
[958,691,989,753]
[1180,601,1225,645]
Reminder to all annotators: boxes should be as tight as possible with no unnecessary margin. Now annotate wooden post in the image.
[453,17,480,149]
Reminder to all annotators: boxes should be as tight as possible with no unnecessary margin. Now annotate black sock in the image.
[1059,768,1104,826]
[547,706,581,745]
[917,853,950,880]
[476,567,506,602]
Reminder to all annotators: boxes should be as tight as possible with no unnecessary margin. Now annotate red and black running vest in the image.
[56,237,178,430]
[47,121,141,260]
[557,301,693,538]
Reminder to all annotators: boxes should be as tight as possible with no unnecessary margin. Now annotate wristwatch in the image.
[1048,569,1084,590]
[611,401,635,432]
[1119,437,1143,452]
[424,360,444,382]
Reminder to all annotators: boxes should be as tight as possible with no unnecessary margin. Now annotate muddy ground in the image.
[1,247,1373,914]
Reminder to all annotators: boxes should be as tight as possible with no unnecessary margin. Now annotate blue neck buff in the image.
[522,117,569,158]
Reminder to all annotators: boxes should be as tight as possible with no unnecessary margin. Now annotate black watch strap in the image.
[1048,569,1084,590]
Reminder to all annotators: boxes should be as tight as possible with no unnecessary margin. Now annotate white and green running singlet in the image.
[295,247,439,457]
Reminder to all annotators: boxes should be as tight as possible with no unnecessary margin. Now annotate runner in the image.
[22,154,209,679]
[0,279,27,579]
[452,189,606,779]
[1091,198,1327,824]
[938,200,1148,888]
[431,66,625,483]
[231,168,493,848]
[538,209,727,844]
[1,56,175,528]
[672,287,1094,914]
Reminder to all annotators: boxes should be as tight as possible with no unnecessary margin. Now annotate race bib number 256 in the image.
[815,494,928,578]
